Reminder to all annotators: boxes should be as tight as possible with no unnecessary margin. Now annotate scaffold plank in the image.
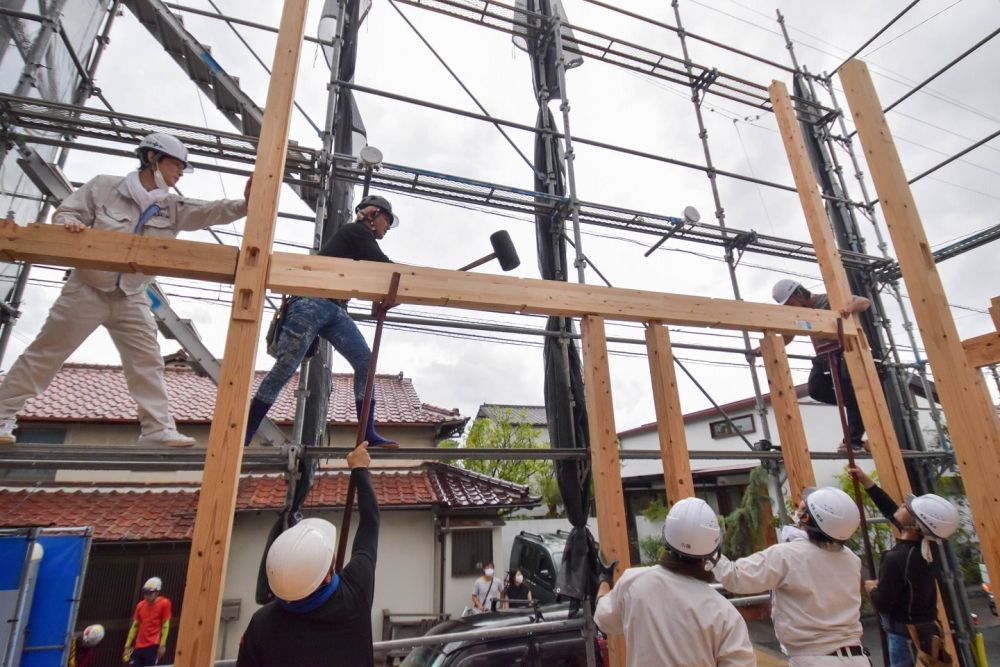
[173,2,308,664]
[760,331,815,505]
[841,58,1000,618]
[644,324,694,503]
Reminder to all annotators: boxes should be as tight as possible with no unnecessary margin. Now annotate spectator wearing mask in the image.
[471,562,501,614]
[503,569,533,608]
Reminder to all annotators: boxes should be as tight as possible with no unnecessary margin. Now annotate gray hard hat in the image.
[355,195,398,228]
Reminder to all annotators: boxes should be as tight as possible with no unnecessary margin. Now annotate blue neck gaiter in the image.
[277,574,340,614]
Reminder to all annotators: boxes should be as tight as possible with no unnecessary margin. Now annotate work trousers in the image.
[808,356,866,446]
[129,646,159,666]
[0,279,174,434]
[254,297,371,405]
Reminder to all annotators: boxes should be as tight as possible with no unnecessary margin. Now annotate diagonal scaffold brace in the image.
[818,319,890,667]
[335,271,402,573]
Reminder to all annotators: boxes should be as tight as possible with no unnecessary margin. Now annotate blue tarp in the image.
[0,533,88,667]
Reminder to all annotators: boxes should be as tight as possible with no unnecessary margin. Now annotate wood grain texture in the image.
[760,331,815,506]
[770,79,910,503]
[173,2,309,664]
[644,324,694,503]
[963,331,1000,368]
[841,58,1000,645]
[581,315,630,667]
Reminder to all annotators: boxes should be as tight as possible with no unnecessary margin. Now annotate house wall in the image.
[440,526,504,620]
[620,396,944,503]
[218,508,438,657]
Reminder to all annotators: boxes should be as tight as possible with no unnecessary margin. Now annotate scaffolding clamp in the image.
[723,230,757,265]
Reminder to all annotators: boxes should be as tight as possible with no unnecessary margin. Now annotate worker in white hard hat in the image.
[244,195,399,449]
[594,497,755,667]
[69,623,104,667]
[123,576,172,665]
[769,279,872,454]
[849,466,958,666]
[237,442,377,667]
[0,132,252,449]
[712,487,871,665]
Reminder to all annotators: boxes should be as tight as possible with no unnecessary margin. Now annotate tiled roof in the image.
[0,464,539,541]
[9,362,463,427]
[475,404,548,427]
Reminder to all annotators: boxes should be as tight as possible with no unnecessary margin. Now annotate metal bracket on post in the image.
[722,230,758,266]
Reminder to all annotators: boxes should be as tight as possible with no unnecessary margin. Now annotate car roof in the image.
[425,604,578,655]
[516,530,569,550]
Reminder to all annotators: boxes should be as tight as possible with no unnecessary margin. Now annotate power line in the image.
[832,0,925,73]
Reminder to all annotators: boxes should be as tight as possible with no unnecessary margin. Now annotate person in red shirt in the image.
[123,577,172,665]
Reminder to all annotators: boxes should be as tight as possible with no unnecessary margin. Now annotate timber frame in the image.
[1,3,996,661]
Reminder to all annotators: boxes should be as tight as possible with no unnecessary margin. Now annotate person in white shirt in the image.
[470,562,501,614]
[712,486,871,666]
[594,497,755,667]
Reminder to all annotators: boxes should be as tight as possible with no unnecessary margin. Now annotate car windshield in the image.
[400,647,446,667]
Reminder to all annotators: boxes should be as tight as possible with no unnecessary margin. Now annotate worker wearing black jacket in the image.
[244,195,398,447]
[849,466,960,667]
[237,442,379,667]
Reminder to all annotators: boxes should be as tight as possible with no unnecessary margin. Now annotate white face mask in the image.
[515,574,524,584]
[153,166,169,190]
[484,568,494,577]
[793,509,805,526]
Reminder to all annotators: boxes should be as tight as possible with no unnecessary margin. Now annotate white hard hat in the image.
[804,487,860,542]
[142,576,162,592]
[137,132,193,173]
[266,518,337,602]
[772,278,802,305]
[906,493,959,539]
[81,624,105,647]
[662,496,722,559]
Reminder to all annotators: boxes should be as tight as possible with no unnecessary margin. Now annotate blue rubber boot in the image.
[356,399,397,448]
[244,398,272,447]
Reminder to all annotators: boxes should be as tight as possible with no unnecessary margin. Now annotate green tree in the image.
[442,409,563,516]
[721,466,772,559]
[832,467,893,559]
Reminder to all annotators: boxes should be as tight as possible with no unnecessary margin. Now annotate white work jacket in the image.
[52,174,248,295]
[712,539,864,657]
[594,565,755,667]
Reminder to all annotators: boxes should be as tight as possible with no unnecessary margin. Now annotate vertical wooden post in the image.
[644,324,694,503]
[759,331,816,506]
[769,80,910,503]
[580,315,630,667]
[173,3,308,664]
[840,58,1000,592]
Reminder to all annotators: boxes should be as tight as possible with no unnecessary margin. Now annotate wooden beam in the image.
[991,296,1000,332]
[267,252,843,336]
[840,58,1000,608]
[173,2,308,664]
[759,331,815,506]
[0,220,237,282]
[580,315,630,667]
[644,324,694,503]
[770,80,910,503]
[964,332,1000,369]
[0,220,843,337]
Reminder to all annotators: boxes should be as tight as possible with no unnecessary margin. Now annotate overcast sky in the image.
[4,0,999,436]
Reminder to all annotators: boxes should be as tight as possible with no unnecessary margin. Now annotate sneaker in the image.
[0,417,16,445]
[836,440,866,455]
[138,428,197,448]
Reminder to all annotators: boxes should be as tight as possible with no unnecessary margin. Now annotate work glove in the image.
[595,556,618,590]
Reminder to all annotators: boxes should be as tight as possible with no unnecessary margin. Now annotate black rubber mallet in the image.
[458,230,521,272]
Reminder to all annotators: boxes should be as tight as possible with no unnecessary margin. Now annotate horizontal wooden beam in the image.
[267,252,841,335]
[0,219,843,335]
[0,220,237,283]
[964,332,1000,369]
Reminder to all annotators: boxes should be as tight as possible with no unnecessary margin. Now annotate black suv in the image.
[508,530,569,604]
[399,604,606,667]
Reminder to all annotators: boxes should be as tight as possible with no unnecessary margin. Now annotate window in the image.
[451,529,493,577]
[708,414,755,439]
[15,427,66,444]
[454,643,529,666]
